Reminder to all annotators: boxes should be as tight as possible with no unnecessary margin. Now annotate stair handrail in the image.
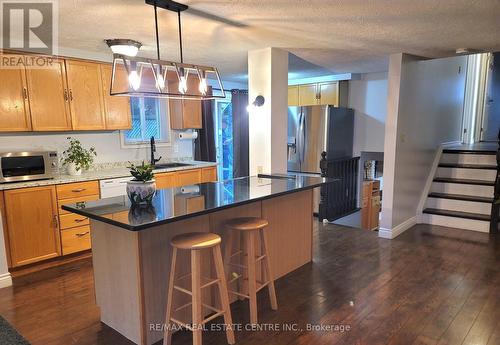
[491,128,500,233]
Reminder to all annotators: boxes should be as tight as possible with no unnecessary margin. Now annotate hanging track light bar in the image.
[108,0,226,100]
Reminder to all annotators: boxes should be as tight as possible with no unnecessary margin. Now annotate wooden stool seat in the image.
[225,217,268,231]
[164,232,234,345]
[171,232,221,250]
[224,217,277,325]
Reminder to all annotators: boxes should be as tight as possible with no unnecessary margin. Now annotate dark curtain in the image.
[194,87,217,162]
[231,89,249,178]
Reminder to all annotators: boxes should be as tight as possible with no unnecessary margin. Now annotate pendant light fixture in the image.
[107,0,226,100]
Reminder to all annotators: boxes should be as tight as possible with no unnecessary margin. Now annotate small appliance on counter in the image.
[0,151,59,183]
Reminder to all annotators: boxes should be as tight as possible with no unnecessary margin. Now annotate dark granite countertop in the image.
[61,174,335,231]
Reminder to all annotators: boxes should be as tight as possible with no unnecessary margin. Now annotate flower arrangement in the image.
[62,137,97,175]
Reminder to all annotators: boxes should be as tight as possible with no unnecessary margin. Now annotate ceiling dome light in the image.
[105,39,142,57]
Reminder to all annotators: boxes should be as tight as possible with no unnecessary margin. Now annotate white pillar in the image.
[248,48,288,175]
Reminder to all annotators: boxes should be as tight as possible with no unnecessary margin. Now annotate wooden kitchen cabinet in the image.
[288,86,299,106]
[176,169,202,186]
[318,81,339,106]
[61,226,91,255]
[155,172,177,189]
[169,78,202,129]
[101,64,132,130]
[0,61,31,132]
[4,186,61,267]
[25,59,73,131]
[201,166,218,183]
[298,84,318,106]
[65,60,106,130]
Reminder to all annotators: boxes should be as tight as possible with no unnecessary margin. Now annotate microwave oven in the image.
[0,151,59,183]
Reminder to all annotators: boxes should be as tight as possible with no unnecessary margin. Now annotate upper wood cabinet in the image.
[169,78,202,129]
[288,81,346,107]
[4,186,61,267]
[25,59,72,131]
[101,64,132,130]
[65,60,106,130]
[298,84,318,106]
[0,59,31,132]
[288,85,299,106]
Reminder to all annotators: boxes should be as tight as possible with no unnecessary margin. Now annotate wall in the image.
[348,72,388,156]
[380,53,467,239]
[248,47,288,175]
[0,130,193,165]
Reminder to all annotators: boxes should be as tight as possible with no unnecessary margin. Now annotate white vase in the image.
[67,162,82,176]
[126,179,157,205]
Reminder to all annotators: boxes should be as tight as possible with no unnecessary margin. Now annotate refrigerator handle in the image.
[296,112,302,163]
[298,111,306,164]
[302,112,307,163]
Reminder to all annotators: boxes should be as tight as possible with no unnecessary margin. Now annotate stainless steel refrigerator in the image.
[287,105,354,174]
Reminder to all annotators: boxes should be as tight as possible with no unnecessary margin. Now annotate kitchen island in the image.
[62,174,333,345]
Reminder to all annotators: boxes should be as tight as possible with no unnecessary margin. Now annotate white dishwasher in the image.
[100,176,132,198]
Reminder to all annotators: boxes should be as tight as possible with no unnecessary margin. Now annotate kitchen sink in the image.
[153,162,193,169]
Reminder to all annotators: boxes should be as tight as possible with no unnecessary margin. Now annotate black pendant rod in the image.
[154,5,161,60]
[178,10,183,63]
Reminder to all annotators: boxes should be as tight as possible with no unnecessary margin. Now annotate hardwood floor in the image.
[1,222,500,345]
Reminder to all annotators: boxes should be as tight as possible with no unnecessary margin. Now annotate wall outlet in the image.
[257,166,263,174]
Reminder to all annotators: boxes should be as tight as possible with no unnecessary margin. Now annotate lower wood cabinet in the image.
[201,166,218,183]
[3,186,61,267]
[155,172,177,189]
[61,226,91,255]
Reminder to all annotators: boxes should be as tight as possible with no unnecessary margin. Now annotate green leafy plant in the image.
[127,161,154,182]
[62,137,97,171]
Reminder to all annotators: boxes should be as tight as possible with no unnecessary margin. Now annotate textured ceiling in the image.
[57,0,500,82]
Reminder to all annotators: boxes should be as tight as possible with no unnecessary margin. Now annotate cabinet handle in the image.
[53,215,59,228]
[71,188,86,193]
[74,218,87,223]
[23,88,28,100]
[69,90,73,101]
[64,89,69,101]
[75,231,90,237]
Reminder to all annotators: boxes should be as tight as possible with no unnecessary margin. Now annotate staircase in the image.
[421,148,497,233]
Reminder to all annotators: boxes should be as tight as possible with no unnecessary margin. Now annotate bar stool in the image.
[163,232,235,345]
[224,217,278,325]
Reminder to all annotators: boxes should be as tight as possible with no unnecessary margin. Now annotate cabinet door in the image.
[4,186,61,267]
[298,84,318,106]
[101,64,132,130]
[66,60,106,130]
[0,62,31,131]
[156,172,177,189]
[168,78,202,129]
[318,81,338,106]
[288,86,299,106]
[26,59,72,131]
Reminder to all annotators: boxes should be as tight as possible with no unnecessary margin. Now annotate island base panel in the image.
[90,189,313,345]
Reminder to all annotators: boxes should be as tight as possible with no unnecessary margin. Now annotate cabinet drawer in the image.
[59,213,89,229]
[176,169,201,187]
[201,167,217,183]
[155,172,176,189]
[56,181,99,200]
[61,225,91,255]
[58,194,100,214]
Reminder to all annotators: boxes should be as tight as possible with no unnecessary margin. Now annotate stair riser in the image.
[440,153,496,165]
[436,167,496,181]
[430,182,494,197]
[425,198,492,215]
[420,213,489,233]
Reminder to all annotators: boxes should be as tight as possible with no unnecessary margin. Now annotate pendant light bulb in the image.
[155,65,166,90]
[128,61,141,91]
[177,67,188,94]
[197,69,207,95]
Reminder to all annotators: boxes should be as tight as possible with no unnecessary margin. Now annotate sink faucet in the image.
[150,136,162,166]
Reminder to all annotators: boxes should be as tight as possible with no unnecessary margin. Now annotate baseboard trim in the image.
[0,272,12,288]
[378,216,417,239]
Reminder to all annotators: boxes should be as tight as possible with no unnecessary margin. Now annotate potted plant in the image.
[62,137,97,176]
[126,161,156,205]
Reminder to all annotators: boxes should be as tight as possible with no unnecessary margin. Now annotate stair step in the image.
[438,163,497,170]
[442,149,496,155]
[423,208,491,221]
[428,192,493,203]
[433,177,495,186]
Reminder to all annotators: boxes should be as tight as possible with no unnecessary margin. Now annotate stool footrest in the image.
[170,318,193,331]
[230,290,250,299]
[203,311,225,325]
[173,276,220,295]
